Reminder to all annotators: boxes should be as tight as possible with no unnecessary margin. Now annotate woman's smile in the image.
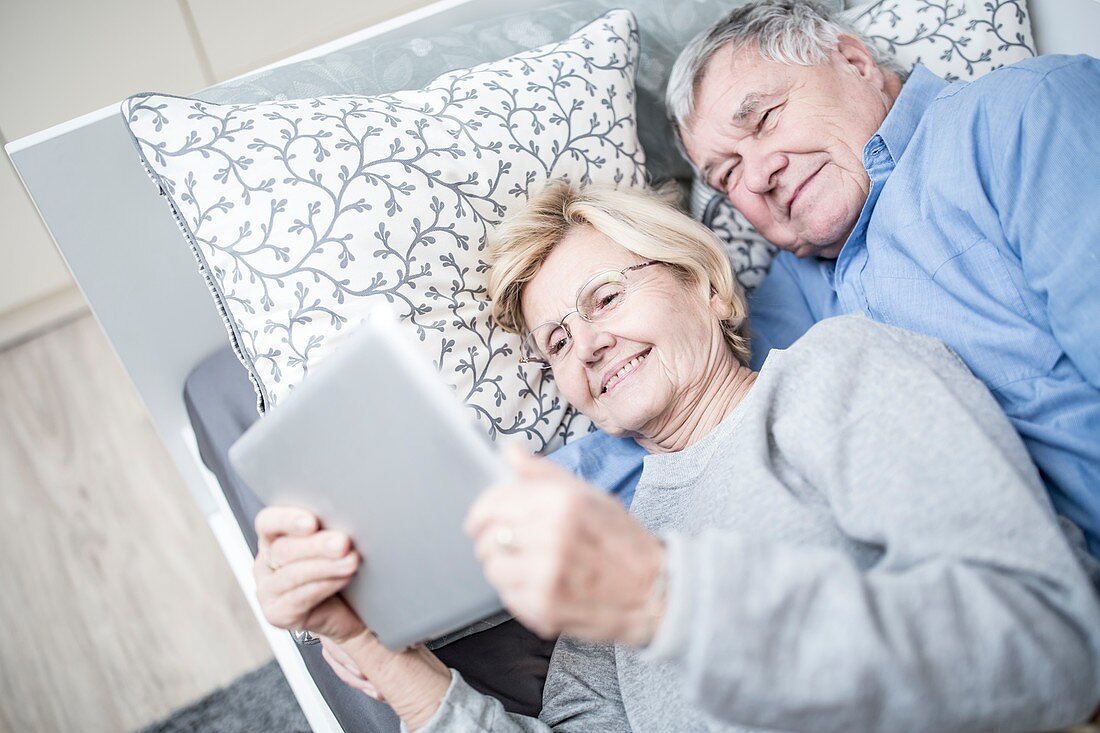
[600,348,652,395]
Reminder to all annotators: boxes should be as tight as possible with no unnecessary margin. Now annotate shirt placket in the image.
[834,136,894,319]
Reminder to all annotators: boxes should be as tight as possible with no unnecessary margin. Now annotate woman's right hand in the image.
[255,507,453,729]
[253,506,367,644]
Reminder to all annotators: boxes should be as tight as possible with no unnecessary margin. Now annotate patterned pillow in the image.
[695,0,1036,288]
[689,178,777,294]
[123,10,646,453]
[847,0,1036,82]
[199,0,845,186]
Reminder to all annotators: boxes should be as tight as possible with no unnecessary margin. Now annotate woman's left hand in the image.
[465,449,665,646]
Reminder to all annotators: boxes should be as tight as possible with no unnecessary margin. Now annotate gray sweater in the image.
[417,316,1100,732]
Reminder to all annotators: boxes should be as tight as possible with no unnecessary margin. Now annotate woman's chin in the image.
[596,408,662,439]
[597,424,632,438]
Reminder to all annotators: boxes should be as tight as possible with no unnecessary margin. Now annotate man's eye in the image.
[718,161,737,190]
[759,107,777,130]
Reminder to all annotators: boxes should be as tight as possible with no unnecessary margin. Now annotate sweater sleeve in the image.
[643,317,1100,733]
[414,636,630,732]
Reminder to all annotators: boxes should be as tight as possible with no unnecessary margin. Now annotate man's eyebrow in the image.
[697,90,776,185]
[732,92,766,124]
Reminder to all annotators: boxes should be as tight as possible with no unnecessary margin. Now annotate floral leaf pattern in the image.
[197,0,844,185]
[847,0,1036,82]
[694,0,1036,284]
[123,11,647,454]
[689,179,777,294]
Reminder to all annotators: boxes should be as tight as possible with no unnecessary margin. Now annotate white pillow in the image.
[124,10,645,453]
[847,0,1036,81]
[696,0,1037,285]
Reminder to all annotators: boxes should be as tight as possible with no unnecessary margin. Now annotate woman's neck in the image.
[635,351,757,455]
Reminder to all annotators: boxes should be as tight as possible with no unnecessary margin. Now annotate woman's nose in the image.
[571,320,615,365]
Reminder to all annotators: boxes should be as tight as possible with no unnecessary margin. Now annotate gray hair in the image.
[667,0,906,134]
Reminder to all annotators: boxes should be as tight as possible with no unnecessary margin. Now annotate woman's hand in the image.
[322,633,453,729]
[320,635,385,700]
[466,450,666,646]
[253,506,366,644]
[255,507,452,730]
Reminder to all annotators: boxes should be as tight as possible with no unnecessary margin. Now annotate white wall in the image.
[0,0,208,336]
[1029,0,1100,58]
[186,0,448,81]
[0,0,435,345]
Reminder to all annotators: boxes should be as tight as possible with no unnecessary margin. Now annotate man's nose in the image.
[743,149,787,196]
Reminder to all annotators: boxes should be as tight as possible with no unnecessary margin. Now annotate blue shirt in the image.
[552,56,1100,555]
[547,428,646,507]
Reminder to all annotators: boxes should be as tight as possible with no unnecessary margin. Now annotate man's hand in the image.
[253,506,366,644]
[465,450,666,646]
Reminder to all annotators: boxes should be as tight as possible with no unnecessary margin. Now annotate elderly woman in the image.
[253,181,1100,732]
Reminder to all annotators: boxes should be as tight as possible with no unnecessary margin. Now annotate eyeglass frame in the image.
[519,260,663,368]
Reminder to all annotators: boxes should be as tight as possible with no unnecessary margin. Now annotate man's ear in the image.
[836,34,886,90]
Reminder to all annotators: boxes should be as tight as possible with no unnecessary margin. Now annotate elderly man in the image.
[553,0,1100,561]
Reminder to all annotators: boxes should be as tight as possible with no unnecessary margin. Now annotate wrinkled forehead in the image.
[682,48,797,156]
[519,227,640,329]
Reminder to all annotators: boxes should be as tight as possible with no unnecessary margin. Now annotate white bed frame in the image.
[5,0,1097,729]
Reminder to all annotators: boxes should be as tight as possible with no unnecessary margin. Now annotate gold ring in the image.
[266,553,282,572]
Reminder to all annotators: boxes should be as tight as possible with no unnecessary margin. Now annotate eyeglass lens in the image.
[525,275,629,363]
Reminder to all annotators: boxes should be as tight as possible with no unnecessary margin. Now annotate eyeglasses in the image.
[520,261,662,367]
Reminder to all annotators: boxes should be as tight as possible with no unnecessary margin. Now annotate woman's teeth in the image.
[603,353,647,394]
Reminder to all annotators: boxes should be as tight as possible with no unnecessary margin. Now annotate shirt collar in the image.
[872,65,948,165]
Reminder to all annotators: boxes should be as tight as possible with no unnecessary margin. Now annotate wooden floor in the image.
[0,314,272,732]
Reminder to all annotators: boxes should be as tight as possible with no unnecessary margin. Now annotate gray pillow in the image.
[199,0,844,183]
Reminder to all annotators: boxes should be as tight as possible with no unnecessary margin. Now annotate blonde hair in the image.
[487,180,751,365]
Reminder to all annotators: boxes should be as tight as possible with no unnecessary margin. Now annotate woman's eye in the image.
[547,333,569,356]
[587,285,623,315]
[597,291,621,309]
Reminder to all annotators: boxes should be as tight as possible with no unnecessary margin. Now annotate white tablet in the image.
[229,310,509,649]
